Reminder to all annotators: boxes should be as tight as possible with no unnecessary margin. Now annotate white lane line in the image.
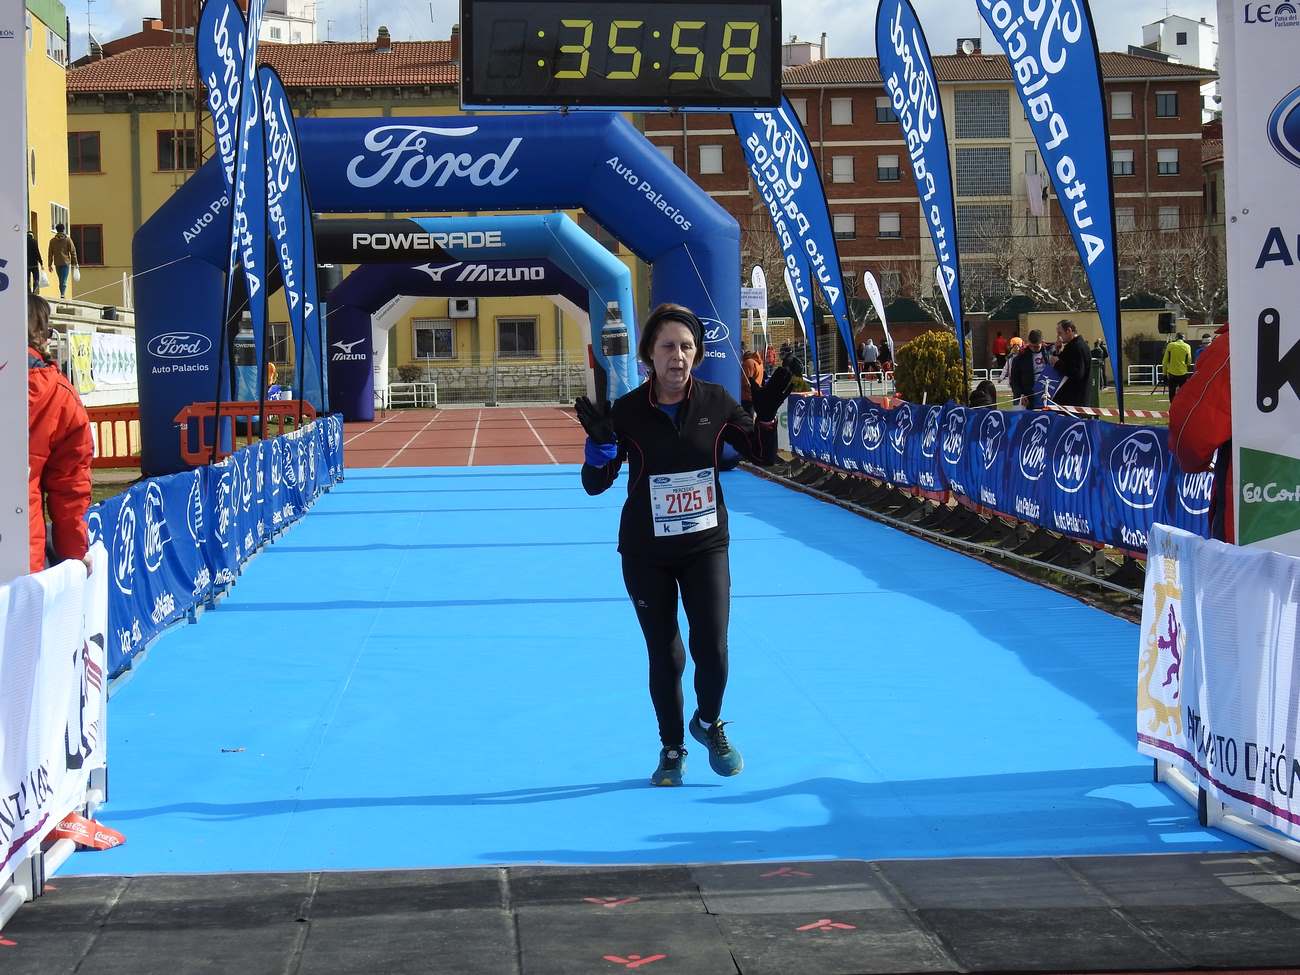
[466,409,483,466]
[344,411,400,446]
[520,409,559,464]
[381,411,443,468]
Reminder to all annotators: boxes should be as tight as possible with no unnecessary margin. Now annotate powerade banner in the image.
[227,0,268,387]
[733,98,860,372]
[976,0,1123,409]
[875,0,965,360]
[258,66,323,412]
[87,417,343,675]
[790,398,1210,554]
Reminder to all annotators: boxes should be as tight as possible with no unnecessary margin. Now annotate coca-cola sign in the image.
[147,332,213,360]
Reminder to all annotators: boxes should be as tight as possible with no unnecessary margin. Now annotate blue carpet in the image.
[63,465,1251,875]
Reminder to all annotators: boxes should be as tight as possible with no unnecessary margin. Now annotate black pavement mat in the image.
[4,853,1300,974]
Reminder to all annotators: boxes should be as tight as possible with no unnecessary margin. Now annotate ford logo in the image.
[920,407,941,459]
[1178,470,1214,516]
[791,398,806,437]
[1052,421,1093,494]
[1018,415,1051,481]
[890,404,913,455]
[114,506,136,596]
[700,318,730,346]
[1269,85,1300,169]
[978,410,1006,470]
[186,472,205,543]
[142,481,170,573]
[148,331,213,359]
[861,408,885,451]
[818,399,832,440]
[1109,429,1165,510]
[941,408,966,466]
[840,399,859,445]
[653,476,671,484]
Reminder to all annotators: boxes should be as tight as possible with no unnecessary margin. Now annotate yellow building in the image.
[66,36,642,396]
[25,0,70,279]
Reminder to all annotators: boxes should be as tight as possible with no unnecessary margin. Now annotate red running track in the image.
[343,406,587,468]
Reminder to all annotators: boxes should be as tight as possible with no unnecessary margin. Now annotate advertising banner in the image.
[976,0,1123,407]
[92,332,137,387]
[69,331,96,394]
[733,98,860,371]
[0,0,28,582]
[0,547,108,888]
[1139,524,1300,841]
[875,0,965,360]
[862,271,895,367]
[197,0,245,197]
[1219,0,1300,553]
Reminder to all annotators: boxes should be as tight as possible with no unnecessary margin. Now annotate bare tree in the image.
[1144,223,1228,322]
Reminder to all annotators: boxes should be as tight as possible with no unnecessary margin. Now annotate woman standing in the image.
[577,304,792,786]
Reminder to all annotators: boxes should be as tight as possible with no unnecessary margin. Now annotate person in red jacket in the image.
[28,293,93,573]
[1169,323,1233,543]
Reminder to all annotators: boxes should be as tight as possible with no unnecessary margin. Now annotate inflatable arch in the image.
[325,213,637,421]
[133,112,741,475]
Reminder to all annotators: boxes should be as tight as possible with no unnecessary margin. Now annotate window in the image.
[1025,150,1039,174]
[157,130,197,171]
[414,319,455,359]
[68,132,101,173]
[1157,147,1180,175]
[1175,31,1188,45]
[878,212,901,238]
[832,214,856,240]
[957,203,1010,253]
[269,25,283,39]
[1159,206,1180,232]
[1110,91,1134,120]
[1115,207,1137,233]
[1156,91,1178,118]
[876,154,900,181]
[656,144,675,165]
[830,97,853,125]
[698,144,723,175]
[831,155,854,183]
[46,28,65,65]
[955,147,1012,196]
[70,225,103,266]
[1112,148,1135,176]
[50,203,68,234]
[789,98,808,124]
[954,89,1010,139]
[498,318,539,358]
[268,323,290,364]
[875,96,896,123]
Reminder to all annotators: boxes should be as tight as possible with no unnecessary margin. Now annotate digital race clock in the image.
[461,0,781,110]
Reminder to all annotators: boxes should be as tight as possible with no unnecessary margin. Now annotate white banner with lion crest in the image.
[1138,524,1300,841]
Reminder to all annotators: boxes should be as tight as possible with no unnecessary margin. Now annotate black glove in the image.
[574,396,616,444]
[752,367,793,422]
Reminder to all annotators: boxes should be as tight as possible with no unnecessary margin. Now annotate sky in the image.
[72,0,1220,64]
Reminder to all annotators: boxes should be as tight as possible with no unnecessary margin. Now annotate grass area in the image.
[1098,385,1171,426]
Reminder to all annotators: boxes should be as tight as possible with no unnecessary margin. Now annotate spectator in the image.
[1161,332,1194,401]
[27,294,92,574]
[997,336,1023,385]
[27,231,43,293]
[1050,319,1091,406]
[46,223,78,298]
[992,330,1009,367]
[784,355,811,394]
[1192,335,1209,364]
[740,348,764,416]
[1010,330,1047,409]
[764,343,777,371]
[860,337,879,371]
[879,339,892,373]
[1091,339,1108,388]
[969,379,998,407]
[1169,325,1232,542]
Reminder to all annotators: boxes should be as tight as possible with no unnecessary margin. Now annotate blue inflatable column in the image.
[327,306,375,422]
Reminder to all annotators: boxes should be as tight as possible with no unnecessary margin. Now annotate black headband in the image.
[643,306,704,349]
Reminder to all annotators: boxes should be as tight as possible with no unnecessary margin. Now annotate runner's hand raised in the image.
[574,396,616,444]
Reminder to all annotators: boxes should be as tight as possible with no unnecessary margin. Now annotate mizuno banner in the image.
[733,98,859,373]
[876,0,966,361]
[976,0,1124,411]
[258,66,322,411]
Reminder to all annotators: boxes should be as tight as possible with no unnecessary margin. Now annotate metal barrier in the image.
[1128,364,1164,386]
[173,400,318,466]
[86,405,142,469]
[386,382,439,409]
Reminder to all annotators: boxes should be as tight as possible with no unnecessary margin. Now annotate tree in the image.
[894,329,971,405]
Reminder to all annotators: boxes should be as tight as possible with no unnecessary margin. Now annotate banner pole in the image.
[210,273,235,465]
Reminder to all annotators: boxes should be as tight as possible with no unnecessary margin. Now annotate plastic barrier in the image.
[788,396,1211,554]
[86,405,142,469]
[173,400,318,467]
[88,415,345,676]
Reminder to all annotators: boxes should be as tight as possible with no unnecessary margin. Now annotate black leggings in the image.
[621,549,730,748]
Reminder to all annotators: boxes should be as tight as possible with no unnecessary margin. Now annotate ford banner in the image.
[196,0,244,197]
[733,97,860,373]
[876,0,966,361]
[976,0,1124,412]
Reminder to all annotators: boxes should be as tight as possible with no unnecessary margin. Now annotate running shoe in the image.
[651,746,687,787]
[689,712,744,776]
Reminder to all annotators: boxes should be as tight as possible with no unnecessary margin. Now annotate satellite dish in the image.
[961,38,976,56]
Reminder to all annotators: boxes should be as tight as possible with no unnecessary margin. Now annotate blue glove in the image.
[584,437,618,467]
